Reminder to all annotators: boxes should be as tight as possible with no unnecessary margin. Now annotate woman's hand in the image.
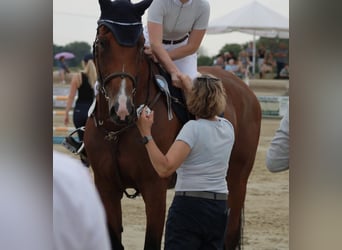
[144,45,158,63]
[64,113,69,126]
[177,73,192,93]
[136,106,154,136]
[171,72,182,88]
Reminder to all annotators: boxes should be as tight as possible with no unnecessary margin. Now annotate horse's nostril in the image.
[110,107,117,118]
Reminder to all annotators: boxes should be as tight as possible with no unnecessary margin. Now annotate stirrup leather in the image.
[155,74,173,120]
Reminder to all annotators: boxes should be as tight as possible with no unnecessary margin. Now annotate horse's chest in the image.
[115,142,150,174]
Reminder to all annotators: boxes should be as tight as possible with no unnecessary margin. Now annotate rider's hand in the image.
[144,46,158,63]
[176,73,192,92]
[171,72,182,88]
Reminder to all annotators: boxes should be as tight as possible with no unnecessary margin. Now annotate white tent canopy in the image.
[207,0,289,74]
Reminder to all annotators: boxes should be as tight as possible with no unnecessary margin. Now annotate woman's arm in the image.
[177,73,193,98]
[266,110,289,172]
[136,108,191,178]
[64,73,80,125]
[148,22,182,86]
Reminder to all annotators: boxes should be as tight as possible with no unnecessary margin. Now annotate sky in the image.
[53,0,289,56]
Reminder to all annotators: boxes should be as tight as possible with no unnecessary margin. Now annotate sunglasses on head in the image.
[196,75,220,83]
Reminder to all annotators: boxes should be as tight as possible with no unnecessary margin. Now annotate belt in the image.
[162,35,189,45]
[175,191,228,201]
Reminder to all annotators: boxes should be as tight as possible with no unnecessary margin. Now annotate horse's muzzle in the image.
[110,105,137,125]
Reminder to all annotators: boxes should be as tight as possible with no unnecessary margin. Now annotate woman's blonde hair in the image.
[186,74,227,119]
[82,59,97,87]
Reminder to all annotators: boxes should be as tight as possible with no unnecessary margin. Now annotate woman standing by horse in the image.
[144,0,210,87]
[64,54,96,166]
[136,74,235,249]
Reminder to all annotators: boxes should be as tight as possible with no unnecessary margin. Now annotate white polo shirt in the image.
[53,151,110,250]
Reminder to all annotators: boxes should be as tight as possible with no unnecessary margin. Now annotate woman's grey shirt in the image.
[175,117,235,194]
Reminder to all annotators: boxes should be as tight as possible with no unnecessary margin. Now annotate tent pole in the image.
[252,31,256,76]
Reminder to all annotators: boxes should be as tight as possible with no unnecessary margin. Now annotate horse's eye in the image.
[98,39,107,50]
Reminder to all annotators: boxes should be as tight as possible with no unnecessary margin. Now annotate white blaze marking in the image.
[117,78,129,120]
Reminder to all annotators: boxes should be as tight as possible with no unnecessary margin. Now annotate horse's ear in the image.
[133,0,153,16]
[98,0,110,10]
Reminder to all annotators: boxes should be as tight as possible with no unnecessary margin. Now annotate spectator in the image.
[136,74,235,249]
[238,50,251,79]
[259,51,275,79]
[64,53,96,167]
[266,108,289,172]
[274,42,289,79]
[57,56,70,84]
[224,58,240,76]
[53,150,111,250]
[246,41,254,62]
[223,51,237,64]
[213,54,225,69]
[257,44,266,73]
[279,64,289,79]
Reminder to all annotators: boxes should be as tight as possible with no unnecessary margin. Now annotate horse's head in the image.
[94,0,152,126]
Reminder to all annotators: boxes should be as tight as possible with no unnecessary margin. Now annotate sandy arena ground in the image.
[53,116,289,249]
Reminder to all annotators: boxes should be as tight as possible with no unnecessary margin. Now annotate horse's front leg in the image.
[89,148,125,249]
[141,181,168,250]
[94,173,124,250]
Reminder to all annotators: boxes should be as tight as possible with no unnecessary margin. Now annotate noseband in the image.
[101,72,137,99]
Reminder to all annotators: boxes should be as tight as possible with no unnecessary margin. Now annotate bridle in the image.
[93,27,139,100]
[90,24,155,140]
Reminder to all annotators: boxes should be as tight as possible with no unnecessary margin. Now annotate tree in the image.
[64,42,92,67]
[219,43,243,59]
[257,37,289,53]
[197,55,213,66]
[53,41,92,68]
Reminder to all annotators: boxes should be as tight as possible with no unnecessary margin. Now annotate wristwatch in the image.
[142,135,153,145]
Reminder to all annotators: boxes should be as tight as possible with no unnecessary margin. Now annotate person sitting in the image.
[259,51,275,79]
[144,0,210,87]
[213,54,225,69]
[238,50,251,79]
[279,64,289,79]
[224,58,240,76]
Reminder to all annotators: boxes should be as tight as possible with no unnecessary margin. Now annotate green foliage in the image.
[54,37,289,70]
[257,37,289,53]
[219,43,243,58]
[53,41,92,68]
[197,55,213,66]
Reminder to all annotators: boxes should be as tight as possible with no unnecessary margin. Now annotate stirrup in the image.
[61,127,85,155]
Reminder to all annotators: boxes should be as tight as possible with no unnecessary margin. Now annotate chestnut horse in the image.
[84,0,261,249]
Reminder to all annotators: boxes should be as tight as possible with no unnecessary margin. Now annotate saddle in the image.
[153,63,194,124]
